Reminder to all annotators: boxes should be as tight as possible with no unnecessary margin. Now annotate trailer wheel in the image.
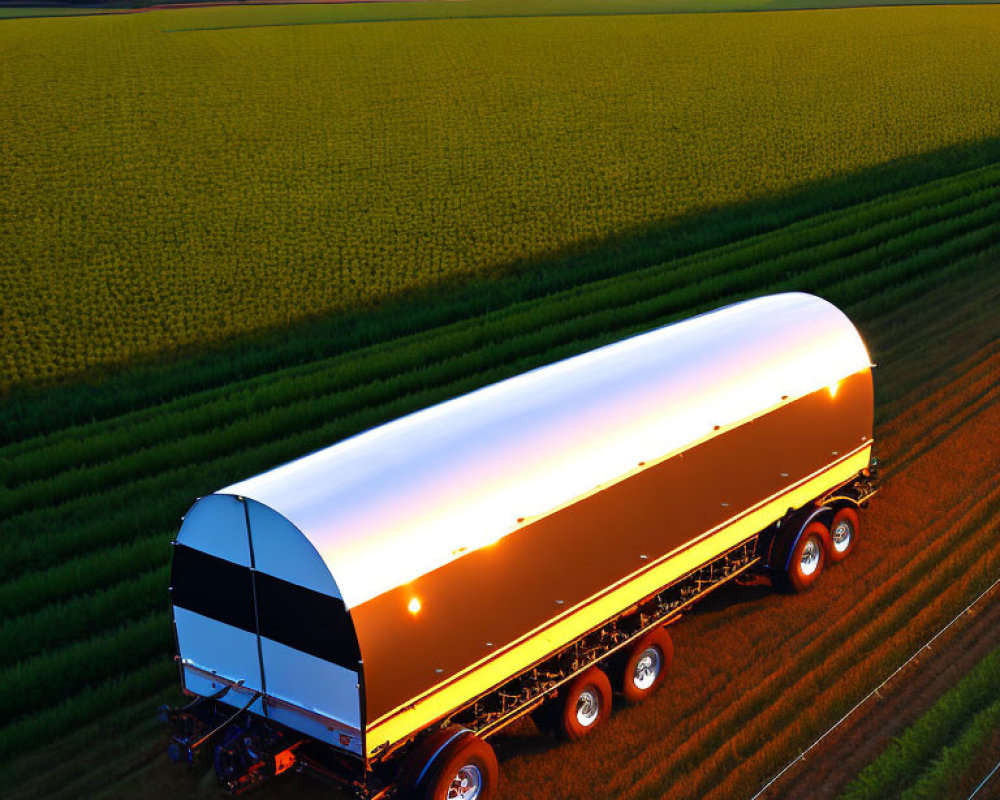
[555,666,612,741]
[828,507,860,564]
[620,627,674,704]
[787,522,827,592]
[418,730,499,800]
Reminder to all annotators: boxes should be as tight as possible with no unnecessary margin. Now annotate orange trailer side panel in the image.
[352,370,873,736]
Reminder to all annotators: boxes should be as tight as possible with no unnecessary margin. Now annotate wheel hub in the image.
[447,764,482,800]
[800,537,821,576]
[576,688,600,727]
[632,647,662,690]
[832,520,852,553]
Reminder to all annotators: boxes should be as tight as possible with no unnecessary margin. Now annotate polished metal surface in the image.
[448,764,483,800]
[800,537,822,576]
[576,688,601,727]
[632,647,662,691]
[217,293,873,610]
[832,519,853,553]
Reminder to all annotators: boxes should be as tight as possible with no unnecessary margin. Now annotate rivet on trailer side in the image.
[162,292,878,800]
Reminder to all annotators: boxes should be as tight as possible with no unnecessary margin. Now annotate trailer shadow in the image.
[492,721,564,761]
[688,573,776,615]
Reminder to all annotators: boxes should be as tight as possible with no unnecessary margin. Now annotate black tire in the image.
[555,666,612,742]
[828,507,860,564]
[417,729,499,800]
[620,627,674,704]
[786,521,827,592]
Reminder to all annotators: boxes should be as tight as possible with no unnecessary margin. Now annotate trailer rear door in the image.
[171,495,363,754]
[171,494,267,717]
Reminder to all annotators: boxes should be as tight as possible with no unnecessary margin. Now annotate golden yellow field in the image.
[2,4,1000,388]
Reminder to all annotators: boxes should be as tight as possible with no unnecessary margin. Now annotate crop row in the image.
[4,168,1000,581]
[2,218,995,623]
[0,658,174,763]
[0,612,171,724]
[898,703,1000,800]
[646,484,1000,800]
[6,154,1000,485]
[5,7,1000,397]
[0,566,167,668]
[839,646,1000,800]
[0,199,995,690]
[4,136,998,450]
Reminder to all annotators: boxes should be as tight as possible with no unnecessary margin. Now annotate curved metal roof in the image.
[220,292,871,609]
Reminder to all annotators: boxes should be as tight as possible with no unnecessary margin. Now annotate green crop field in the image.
[3,3,1000,799]
[2,1,1000,390]
[3,130,1000,797]
[839,646,1000,800]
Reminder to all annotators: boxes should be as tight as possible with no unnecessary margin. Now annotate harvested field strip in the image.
[880,342,1000,442]
[838,647,1000,800]
[864,298,1000,428]
[886,375,1000,479]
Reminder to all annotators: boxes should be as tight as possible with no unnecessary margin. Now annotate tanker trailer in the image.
[163,292,877,799]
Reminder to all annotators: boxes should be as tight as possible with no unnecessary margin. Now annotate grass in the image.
[2,3,1000,388]
[838,647,1000,800]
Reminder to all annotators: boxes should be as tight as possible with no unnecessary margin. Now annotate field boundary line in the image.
[967,757,1000,800]
[747,573,1000,800]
